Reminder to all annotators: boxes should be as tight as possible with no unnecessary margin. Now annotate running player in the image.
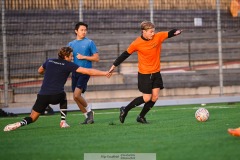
[109,21,182,124]
[68,22,99,124]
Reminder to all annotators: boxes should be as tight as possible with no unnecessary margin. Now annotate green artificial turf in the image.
[0,103,240,160]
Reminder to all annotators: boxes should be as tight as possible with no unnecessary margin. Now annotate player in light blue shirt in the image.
[68,22,99,124]
[68,37,98,68]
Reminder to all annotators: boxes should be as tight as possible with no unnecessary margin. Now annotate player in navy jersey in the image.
[3,47,111,132]
[68,22,99,124]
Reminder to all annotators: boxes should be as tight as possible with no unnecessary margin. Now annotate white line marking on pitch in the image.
[171,106,236,110]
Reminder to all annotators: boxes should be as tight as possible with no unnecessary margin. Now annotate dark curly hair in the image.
[58,47,73,59]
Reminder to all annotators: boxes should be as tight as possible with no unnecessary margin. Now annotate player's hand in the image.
[108,65,116,73]
[105,71,112,78]
[174,30,183,35]
[77,53,85,60]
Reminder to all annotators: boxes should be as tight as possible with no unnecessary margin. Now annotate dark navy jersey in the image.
[39,58,79,95]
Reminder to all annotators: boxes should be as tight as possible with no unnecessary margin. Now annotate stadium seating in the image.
[1,9,240,104]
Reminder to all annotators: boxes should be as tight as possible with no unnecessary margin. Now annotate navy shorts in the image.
[32,92,67,113]
[138,72,164,94]
[71,72,90,93]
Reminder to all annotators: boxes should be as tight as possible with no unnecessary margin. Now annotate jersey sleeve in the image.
[42,59,49,69]
[68,62,79,72]
[156,32,168,42]
[89,40,98,55]
[127,41,137,54]
[67,41,72,47]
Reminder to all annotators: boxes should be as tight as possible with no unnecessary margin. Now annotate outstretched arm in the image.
[108,65,115,73]
[108,51,131,73]
[76,67,112,78]
[168,29,182,38]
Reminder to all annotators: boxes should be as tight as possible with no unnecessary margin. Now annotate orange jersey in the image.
[127,32,168,74]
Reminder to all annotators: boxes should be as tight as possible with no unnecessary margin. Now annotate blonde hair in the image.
[140,21,155,30]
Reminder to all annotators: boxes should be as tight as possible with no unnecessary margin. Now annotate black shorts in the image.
[138,72,164,94]
[32,92,67,113]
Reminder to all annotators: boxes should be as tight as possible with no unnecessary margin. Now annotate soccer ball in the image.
[195,108,209,122]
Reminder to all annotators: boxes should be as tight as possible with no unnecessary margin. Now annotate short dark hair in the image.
[75,22,88,31]
[58,47,73,59]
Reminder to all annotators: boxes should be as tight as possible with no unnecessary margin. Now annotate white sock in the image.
[84,112,88,118]
[86,104,92,112]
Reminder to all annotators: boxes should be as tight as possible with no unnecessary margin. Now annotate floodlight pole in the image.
[216,0,223,96]
[150,0,154,23]
[79,0,83,22]
[1,0,9,107]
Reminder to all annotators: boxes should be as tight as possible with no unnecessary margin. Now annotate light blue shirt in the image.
[68,37,98,68]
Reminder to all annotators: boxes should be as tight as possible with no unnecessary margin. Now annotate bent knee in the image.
[73,94,81,101]
[151,96,159,102]
[143,97,151,103]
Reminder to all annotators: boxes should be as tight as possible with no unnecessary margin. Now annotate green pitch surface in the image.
[1,103,240,160]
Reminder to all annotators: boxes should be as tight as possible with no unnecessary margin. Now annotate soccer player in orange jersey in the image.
[109,21,182,124]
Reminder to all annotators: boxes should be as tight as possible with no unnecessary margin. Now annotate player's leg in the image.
[21,95,51,127]
[137,72,163,123]
[72,73,88,116]
[119,96,145,123]
[139,89,159,118]
[3,110,41,132]
[74,87,93,124]
[120,73,151,123]
[135,73,152,123]
[21,95,49,126]
[55,92,70,128]
[137,89,159,124]
[73,87,88,113]
[80,93,94,124]
[3,95,47,131]
[59,101,70,128]
[72,73,94,124]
